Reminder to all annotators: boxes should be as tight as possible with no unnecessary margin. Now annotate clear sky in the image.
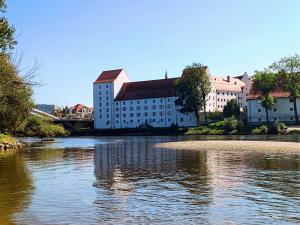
[6,0,300,106]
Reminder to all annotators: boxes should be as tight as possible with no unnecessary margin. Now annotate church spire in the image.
[165,69,168,79]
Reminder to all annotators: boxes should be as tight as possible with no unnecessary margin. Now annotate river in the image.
[0,136,299,224]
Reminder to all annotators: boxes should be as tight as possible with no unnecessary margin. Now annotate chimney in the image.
[227,76,230,83]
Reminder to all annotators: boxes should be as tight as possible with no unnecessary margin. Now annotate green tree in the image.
[0,0,17,52]
[270,54,300,124]
[0,54,34,133]
[252,71,277,124]
[223,99,240,118]
[175,63,211,125]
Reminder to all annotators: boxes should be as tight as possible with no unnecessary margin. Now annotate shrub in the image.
[207,111,223,121]
[0,133,17,144]
[229,130,238,135]
[208,120,225,130]
[208,129,225,135]
[224,117,239,133]
[223,99,240,118]
[251,125,268,135]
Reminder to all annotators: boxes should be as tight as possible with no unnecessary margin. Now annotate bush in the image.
[207,111,224,121]
[251,125,268,135]
[208,120,225,130]
[223,99,240,118]
[0,133,17,144]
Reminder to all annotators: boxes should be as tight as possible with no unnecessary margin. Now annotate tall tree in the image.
[223,99,240,118]
[269,54,300,124]
[252,71,277,124]
[175,63,211,125]
[0,0,17,52]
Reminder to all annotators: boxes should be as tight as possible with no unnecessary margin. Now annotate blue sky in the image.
[6,0,300,106]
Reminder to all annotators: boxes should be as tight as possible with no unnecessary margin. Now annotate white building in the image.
[93,69,251,130]
[67,104,94,120]
[247,88,300,124]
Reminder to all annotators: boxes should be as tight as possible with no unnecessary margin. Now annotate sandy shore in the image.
[155,140,300,154]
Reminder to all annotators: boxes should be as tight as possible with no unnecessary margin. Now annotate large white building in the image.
[247,88,300,125]
[93,69,251,130]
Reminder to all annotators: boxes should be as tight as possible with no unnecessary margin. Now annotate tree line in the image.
[175,55,300,126]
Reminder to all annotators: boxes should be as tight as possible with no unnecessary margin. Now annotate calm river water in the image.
[0,135,300,224]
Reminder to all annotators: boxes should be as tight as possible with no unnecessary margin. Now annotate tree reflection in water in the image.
[0,151,33,224]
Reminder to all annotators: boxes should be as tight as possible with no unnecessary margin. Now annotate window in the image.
[258,109,261,112]
[115,114,119,118]
[129,106,133,111]
[167,104,172,109]
[106,102,109,106]
[106,114,109,118]
[136,106,141,110]
[99,97,102,101]
[291,117,294,120]
[130,101,133,105]
[145,100,147,103]
[106,108,109,112]
[115,102,118,106]
[106,91,109,95]
[217,92,220,95]
[136,113,141,117]
[180,118,184,122]
[144,112,148,117]
[99,103,102,107]
[160,118,163,122]
[116,120,119,124]
[274,117,277,121]
[123,102,126,105]
[122,107,126,111]
[130,120,133,123]
[290,108,294,111]
[152,99,156,103]
[152,105,156,110]
[130,113,134,117]
[258,118,261,122]
[160,99,163,103]
[99,85,101,89]
[137,119,140,123]
[168,118,171,122]
[290,99,293,103]
[152,118,156,122]
[106,84,109,88]
[168,98,171,102]
[152,112,156,116]
[167,111,172,116]
[159,111,164,116]
[137,101,140,104]
[115,107,119,111]
[99,115,102,119]
[123,113,126,118]
[273,108,277,112]
[159,105,164,109]
[99,109,102,113]
[144,106,148,110]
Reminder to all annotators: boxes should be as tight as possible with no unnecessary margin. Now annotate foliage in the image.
[175,63,211,125]
[269,54,300,124]
[207,111,223,121]
[251,122,287,135]
[252,70,277,124]
[223,99,240,118]
[208,120,225,130]
[0,133,17,144]
[24,116,69,138]
[0,54,34,133]
[0,0,17,52]
[186,127,225,135]
[224,117,244,133]
[251,125,269,135]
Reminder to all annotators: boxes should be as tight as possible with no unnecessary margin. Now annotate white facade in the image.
[247,98,300,124]
[93,69,251,130]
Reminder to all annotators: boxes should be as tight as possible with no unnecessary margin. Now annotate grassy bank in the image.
[0,134,18,145]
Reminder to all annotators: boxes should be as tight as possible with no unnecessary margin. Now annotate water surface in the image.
[0,136,299,224]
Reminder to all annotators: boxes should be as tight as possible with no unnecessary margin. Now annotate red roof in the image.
[72,104,88,113]
[115,78,178,101]
[94,69,123,84]
[247,86,291,100]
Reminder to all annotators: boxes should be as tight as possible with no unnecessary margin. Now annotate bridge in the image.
[31,109,94,133]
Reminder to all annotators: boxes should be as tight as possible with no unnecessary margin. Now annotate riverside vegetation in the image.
[0,0,68,147]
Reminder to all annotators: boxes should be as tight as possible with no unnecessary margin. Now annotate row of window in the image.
[258,108,294,112]
[217,92,238,96]
[99,90,109,95]
[257,117,294,122]
[99,84,109,89]
[116,104,172,111]
[115,98,172,106]
[116,111,172,118]
[115,117,176,124]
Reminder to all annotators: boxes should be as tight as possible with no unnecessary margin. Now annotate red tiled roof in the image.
[115,78,178,101]
[94,69,123,84]
[247,86,291,100]
[72,104,88,113]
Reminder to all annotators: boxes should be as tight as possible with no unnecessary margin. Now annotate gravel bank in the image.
[156,140,300,154]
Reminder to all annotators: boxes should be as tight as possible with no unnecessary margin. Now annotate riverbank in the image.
[156,140,300,153]
[0,134,23,150]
